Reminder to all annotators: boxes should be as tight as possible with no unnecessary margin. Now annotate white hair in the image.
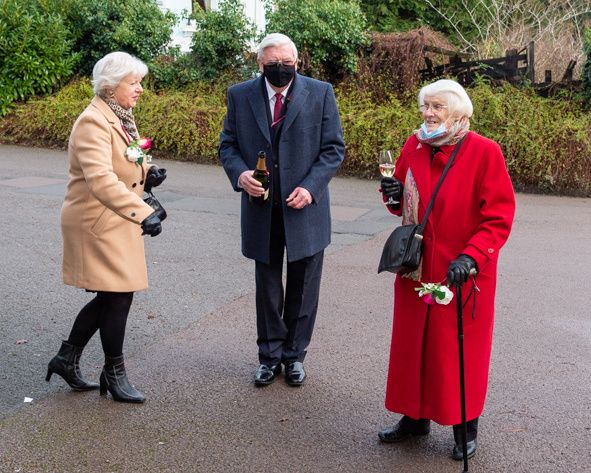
[418,79,473,118]
[91,52,148,96]
[257,33,298,61]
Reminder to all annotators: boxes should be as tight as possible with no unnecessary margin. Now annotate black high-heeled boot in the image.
[46,340,99,391]
[452,417,479,460]
[99,355,145,403]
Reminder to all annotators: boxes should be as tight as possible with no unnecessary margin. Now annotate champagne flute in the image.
[379,150,398,205]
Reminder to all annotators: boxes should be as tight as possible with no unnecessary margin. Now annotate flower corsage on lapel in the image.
[126,137,152,165]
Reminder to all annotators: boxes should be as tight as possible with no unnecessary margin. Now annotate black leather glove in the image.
[380,177,403,201]
[141,213,162,237]
[144,166,167,193]
[447,254,477,286]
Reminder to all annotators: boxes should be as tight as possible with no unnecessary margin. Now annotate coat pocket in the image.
[89,207,114,237]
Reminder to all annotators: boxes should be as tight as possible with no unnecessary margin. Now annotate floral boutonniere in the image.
[415,282,454,305]
[126,137,152,165]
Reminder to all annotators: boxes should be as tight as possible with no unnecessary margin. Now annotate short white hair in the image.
[257,33,298,61]
[91,52,148,96]
[418,79,473,118]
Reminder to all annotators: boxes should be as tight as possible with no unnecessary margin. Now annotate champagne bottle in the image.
[249,151,269,205]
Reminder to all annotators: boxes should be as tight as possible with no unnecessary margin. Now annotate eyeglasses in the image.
[263,60,296,67]
[419,103,448,113]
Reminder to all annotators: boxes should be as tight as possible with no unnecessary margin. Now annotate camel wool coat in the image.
[384,131,515,425]
[61,96,154,292]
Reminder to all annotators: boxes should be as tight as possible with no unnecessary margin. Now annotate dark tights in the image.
[67,291,134,357]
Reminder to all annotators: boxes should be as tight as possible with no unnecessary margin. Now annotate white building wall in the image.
[159,0,266,53]
[157,0,196,52]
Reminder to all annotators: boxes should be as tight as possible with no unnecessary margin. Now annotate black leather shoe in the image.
[254,364,281,386]
[378,417,431,443]
[452,439,477,460]
[284,361,306,386]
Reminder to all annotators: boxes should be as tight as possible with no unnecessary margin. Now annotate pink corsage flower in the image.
[138,137,152,150]
[415,282,454,305]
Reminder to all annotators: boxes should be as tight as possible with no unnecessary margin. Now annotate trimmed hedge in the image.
[1,78,590,196]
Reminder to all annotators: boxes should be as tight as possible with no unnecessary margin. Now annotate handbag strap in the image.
[418,135,467,233]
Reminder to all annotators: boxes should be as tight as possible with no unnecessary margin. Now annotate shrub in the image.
[338,76,591,194]
[55,0,176,75]
[0,78,228,161]
[0,0,78,116]
[336,86,417,177]
[189,0,256,81]
[135,84,227,161]
[583,28,591,103]
[0,79,92,146]
[468,78,591,194]
[265,0,369,80]
[1,78,590,196]
[147,49,202,91]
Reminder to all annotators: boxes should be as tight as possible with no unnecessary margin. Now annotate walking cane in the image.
[456,268,476,473]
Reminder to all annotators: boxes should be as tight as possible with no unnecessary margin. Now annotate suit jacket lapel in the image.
[90,96,130,145]
[281,74,308,136]
[247,76,271,144]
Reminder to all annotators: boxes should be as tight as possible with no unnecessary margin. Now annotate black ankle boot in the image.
[46,340,99,391]
[100,355,145,403]
[378,416,431,443]
[452,417,479,460]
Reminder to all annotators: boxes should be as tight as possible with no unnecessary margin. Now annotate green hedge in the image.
[0,0,78,116]
[1,78,590,196]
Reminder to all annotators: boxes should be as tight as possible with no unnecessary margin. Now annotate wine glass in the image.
[379,150,398,205]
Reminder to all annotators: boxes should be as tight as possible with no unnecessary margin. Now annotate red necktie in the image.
[272,93,283,126]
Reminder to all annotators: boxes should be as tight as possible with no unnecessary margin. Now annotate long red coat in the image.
[384,131,515,425]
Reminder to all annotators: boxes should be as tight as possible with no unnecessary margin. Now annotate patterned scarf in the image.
[414,116,470,147]
[100,95,139,141]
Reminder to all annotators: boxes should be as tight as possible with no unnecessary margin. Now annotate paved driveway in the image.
[0,145,589,472]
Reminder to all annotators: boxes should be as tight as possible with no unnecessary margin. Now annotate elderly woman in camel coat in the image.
[46,52,167,403]
[378,79,515,461]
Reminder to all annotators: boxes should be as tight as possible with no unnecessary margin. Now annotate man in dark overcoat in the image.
[219,33,345,386]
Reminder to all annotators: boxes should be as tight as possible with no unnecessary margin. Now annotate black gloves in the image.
[144,166,167,193]
[447,254,477,286]
[380,177,403,201]
[141,213,162,237]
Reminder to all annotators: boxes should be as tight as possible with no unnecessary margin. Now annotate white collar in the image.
[264,78,291,101]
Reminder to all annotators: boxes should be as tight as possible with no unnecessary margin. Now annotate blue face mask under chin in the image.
[420,122,447,139]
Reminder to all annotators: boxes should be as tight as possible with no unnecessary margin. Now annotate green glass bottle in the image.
[250,151,269,205]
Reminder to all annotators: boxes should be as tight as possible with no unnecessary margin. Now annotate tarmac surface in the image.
[0,144,589,472]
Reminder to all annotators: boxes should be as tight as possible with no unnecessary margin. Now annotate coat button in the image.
[131,212,136,217]
[488,248,494,254]
[274,164,278,168]
[132,183,137,188]
[140,180,144,185]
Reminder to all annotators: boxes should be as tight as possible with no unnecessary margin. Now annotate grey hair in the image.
[91,52,148,96]
[418,79,473,118]
[256,33,298,61]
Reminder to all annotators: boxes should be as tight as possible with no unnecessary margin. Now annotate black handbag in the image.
[144,191,167,221]
[378,137,465,274]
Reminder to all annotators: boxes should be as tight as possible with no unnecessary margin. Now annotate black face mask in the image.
[263,63,296,88]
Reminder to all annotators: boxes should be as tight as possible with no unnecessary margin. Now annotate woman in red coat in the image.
[378,79,515,460]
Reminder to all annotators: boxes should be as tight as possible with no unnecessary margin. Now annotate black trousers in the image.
[255,205,324,365]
